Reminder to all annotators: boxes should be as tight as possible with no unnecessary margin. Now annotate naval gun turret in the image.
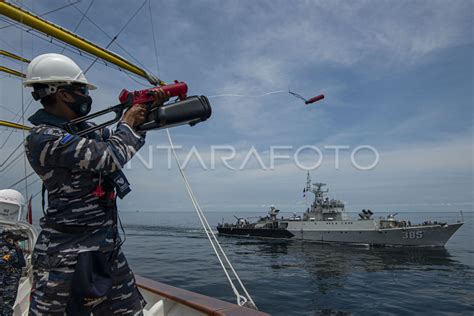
[233,216,249,227]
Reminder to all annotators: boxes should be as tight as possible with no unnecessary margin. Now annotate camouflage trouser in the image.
[0,269,21,316]
[29,247,145,315]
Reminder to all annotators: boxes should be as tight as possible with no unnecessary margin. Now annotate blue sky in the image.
[0,0,472,216]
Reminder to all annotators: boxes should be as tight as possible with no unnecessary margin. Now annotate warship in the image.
[217,173,464,246]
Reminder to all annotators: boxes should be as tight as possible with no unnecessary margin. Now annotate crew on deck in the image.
[0,230,26,316]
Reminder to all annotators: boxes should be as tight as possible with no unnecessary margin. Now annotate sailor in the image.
[23,53,169,315]
[0,230,26,316]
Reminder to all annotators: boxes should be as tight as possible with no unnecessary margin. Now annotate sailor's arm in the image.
[25,121,145,174]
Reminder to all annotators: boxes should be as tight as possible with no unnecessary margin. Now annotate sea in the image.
[119,210,473,316]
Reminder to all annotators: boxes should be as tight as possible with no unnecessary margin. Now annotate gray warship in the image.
[217,173,464,246]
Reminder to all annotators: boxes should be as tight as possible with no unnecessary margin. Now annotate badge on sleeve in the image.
[60,133,74,145]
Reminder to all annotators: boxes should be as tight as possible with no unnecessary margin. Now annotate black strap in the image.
[41,183,46,216]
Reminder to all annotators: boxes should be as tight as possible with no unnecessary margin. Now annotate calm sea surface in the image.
[119,211,473,316]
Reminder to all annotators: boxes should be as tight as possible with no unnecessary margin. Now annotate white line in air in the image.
[208,90,286,98]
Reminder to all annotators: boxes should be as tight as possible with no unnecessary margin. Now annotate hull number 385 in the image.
[402,231,423,239]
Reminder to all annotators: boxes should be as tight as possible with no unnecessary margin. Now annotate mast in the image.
[312,183,327,205]
[0,49,30,63]
[0,66,25,78]
[305,171,311,192]
[305,172,311,209]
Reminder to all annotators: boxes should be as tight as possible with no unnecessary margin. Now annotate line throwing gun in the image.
[66,81,212,136]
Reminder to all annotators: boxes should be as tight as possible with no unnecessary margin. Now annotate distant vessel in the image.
[217,173,463,246]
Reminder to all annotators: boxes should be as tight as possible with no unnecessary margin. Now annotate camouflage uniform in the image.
[0,238,25,316]
[25,109,146,315]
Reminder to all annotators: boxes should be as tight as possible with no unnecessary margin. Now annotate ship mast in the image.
[305,171,311,209]
[312,183,328,205]
[305,171,311,192]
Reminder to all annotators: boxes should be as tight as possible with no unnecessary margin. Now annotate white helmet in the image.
[24,53,96,99]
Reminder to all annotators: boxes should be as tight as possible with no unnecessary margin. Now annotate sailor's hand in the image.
[151,88,170,108]
[122,104,147,129]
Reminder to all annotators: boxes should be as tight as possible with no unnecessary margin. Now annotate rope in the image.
[19,4,29,200]
[60,0,94,54]
[143,4,256,306]
[83,0,147,75]
[148,0,160,74]
[0,151,23,173]
[0,0,81,31]
[208,89,286,99]
[69,4,150,72]
[8,171,35,188]
[0,140,23,167]
[0,98,33,147]
[165,129,257,309]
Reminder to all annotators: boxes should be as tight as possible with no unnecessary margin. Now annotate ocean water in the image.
[120,211,473,316]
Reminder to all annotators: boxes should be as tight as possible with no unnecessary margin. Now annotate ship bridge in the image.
[303,175,349,221]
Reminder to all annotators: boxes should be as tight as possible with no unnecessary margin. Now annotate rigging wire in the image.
[83,0,148,74]
[8,171,35,189]
[0,140,23,168]
[145,2,257,308]
[0,0,82,31]
[69,3,150,72]
[0,98,33,141]
[19,4,29,201]
[0,37,21,54]
[0,17,121,70]
[0,151,23,173]
[0,127,15,148]
[0,104,21,119]
[60,0,94,54]
[0,154,23,176]
[17,176,40,194]
[123,71,150,87]
[165,129,257,309]
[0,13,154,85]
[148,0,160,74]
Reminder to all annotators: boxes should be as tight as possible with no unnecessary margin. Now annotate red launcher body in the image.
[119,81,188,105]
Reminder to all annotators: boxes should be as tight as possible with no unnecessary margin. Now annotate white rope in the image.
[165,128,257,309]
[208,89,286,99]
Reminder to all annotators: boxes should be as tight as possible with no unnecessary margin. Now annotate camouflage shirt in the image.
[25,109,145,259]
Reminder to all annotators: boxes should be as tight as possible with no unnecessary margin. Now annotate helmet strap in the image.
[31,84,58,101]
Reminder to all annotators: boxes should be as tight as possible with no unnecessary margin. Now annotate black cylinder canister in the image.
[138,96,212,131]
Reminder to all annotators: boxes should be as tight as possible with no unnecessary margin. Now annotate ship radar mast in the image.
[306,172,329,201]
[303,173,346,221]
[312,182,328,204]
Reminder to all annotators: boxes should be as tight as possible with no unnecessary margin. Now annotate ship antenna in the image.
[305,172,311,209]
[306,171,311,192]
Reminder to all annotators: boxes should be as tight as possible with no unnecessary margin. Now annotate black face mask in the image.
[65,91,93,117]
